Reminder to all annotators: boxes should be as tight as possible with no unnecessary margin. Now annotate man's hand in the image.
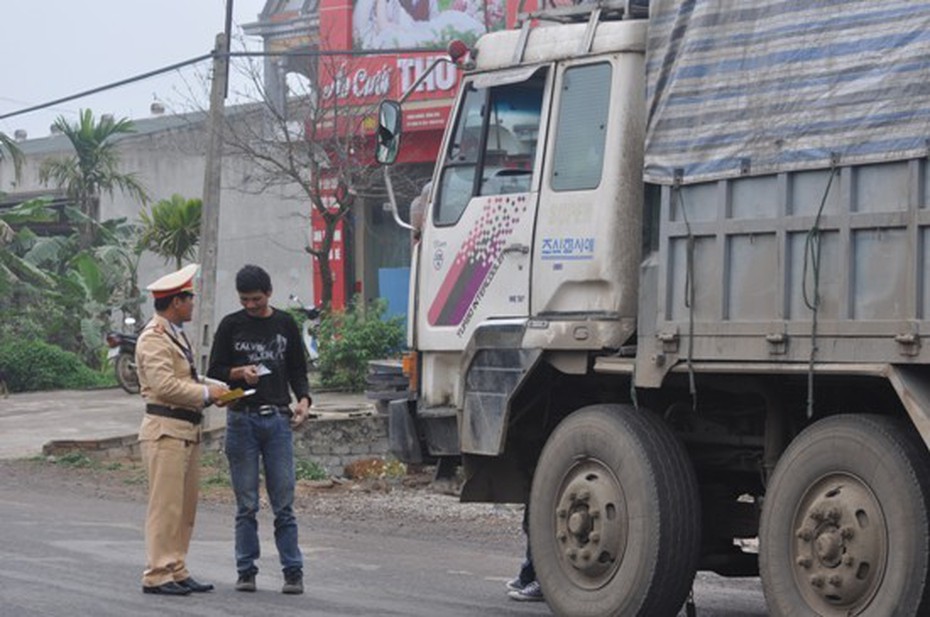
[291,396,312,428]
[235,365,261,385]
[208,383,231,407]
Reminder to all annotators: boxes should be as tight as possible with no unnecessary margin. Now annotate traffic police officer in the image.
[137,263,229,595]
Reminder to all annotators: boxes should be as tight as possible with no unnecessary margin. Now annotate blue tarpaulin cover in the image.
[644,0,930,185]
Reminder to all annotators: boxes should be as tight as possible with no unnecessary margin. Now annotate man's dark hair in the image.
[154,291,192,312]
[236,264,272,294]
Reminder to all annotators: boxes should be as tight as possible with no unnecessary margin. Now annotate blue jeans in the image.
[225,410,303,576]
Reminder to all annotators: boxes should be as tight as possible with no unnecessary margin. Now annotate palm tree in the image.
[137,194,202,269]
[39,109,148,248]
[0,131,24,183]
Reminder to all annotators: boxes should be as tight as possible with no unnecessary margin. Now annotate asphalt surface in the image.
[0,388,769,615]
[0,388,372,459]
[0,476,552,617]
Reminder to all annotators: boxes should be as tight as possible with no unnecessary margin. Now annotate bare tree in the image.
[218,48,405,308]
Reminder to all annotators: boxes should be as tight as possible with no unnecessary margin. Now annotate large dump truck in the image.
[376,1,930,615]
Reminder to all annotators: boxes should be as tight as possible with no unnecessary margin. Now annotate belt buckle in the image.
[258,405,277,416]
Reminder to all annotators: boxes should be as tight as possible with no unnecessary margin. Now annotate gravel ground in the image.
[0,457,528,551]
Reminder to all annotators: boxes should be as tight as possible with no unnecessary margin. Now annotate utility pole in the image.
[196,31,229,373]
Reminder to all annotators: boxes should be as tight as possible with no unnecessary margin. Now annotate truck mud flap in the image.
[461,323,542,455]
[389,401,460,463]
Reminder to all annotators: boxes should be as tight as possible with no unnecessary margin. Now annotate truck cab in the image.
[389,10,648,488]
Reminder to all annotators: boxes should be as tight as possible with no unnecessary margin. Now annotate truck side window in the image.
[551,63,611,192]
[434,69,547,226]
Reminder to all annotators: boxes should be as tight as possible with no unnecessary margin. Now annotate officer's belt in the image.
[146,404,202,425]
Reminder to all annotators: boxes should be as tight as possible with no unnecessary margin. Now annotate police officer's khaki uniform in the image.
[137,311,206,587]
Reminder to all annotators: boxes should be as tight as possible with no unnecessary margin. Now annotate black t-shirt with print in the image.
[207,308,310,408]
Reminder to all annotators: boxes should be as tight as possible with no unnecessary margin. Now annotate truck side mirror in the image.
[376,100,403,165]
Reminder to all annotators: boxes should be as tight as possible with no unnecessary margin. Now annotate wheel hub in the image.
[792,477,887,614]
[553,460,628,589]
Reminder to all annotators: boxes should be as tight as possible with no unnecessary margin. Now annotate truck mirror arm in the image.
[383,166,414,231]
[398,57,457,105]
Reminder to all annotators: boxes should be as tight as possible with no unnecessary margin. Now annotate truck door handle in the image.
[502,243,530,255]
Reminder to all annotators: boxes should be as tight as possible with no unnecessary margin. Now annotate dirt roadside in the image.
[0,456,527,550]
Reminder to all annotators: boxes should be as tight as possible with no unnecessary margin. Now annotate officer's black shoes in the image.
[177,577,215,592]
[142,581,192,596]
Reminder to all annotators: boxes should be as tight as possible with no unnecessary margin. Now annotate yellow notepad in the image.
[216,388,256,403]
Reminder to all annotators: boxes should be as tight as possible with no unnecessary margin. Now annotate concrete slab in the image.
[0,388,372,460]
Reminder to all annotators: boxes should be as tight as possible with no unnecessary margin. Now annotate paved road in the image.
[0,477,767,617]
[0,480,552,617]
[0,389,768,615]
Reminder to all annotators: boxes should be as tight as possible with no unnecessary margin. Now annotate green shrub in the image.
[316,300,405,392]
[295,458,328,481]
[52,452,96,469]
[0,339,113,392]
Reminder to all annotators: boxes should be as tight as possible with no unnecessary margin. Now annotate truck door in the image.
[417,67,551,351]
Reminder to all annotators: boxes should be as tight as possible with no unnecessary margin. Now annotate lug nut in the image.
[578,490,590,502]
[581,550,591,561]
[567,549,577,561]
[557,508,568,519]
[840,526,855,540]
[844,555,855,567]
[825,507,841,523]
[796,557,812,569]
[797,527,813,542]
[557,532,567,542]
[810,575,825,588]
[809,508,825,523]
[589,509,600,520]
[589,532,600,543]
[828,575,842,587]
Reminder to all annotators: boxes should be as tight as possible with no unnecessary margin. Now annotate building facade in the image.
[244,0,530,314]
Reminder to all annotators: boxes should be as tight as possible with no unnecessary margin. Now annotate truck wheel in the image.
[115,353,140,394]
[529,404,700,617]
[759,414,930,617]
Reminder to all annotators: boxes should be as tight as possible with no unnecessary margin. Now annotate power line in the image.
[0,46,450,123]
[0,53,213,122]
[227,47,445,57]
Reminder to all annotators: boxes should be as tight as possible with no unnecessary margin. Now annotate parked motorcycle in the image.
[106,317,140,394]
[289,295,321,368]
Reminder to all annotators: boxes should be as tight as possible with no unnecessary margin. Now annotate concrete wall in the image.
[292,414,389,477]
[42,414,391,479]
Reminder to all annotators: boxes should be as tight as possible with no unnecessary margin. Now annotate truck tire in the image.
[759,414,930,617]
[529,404,700,617]
[115,352,140,394]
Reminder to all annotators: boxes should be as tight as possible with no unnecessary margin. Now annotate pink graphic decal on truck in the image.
[428,196,528,326]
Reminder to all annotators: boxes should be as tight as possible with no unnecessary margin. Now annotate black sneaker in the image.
[508,580,544,602]
[282,571,304,595]
[235,573,256,592]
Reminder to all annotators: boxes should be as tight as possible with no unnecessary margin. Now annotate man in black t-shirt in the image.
[207,265,311,595]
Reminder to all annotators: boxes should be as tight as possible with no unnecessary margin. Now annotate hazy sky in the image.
[0,0,268,140]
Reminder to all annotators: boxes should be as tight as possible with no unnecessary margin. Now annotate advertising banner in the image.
[352,0,506,50]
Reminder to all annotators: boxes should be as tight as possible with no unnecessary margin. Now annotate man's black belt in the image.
[232,404,291,416]
[146,404,202,425]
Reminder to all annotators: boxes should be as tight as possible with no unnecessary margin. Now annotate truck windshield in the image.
[434,68,548,226]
